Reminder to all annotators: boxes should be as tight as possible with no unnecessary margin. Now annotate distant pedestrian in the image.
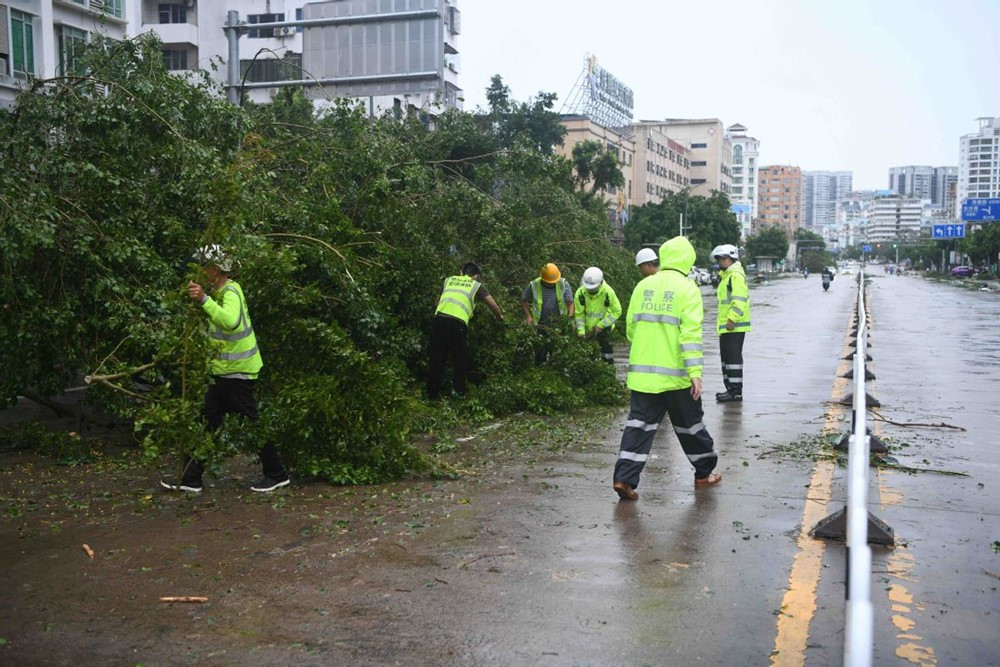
[161,245,290,493]
[427,262,504,400]
[574,267,622,363]
[712,244,751,403]
[522,263,574,364]
[635,247,660,277]
[613,236,721,501]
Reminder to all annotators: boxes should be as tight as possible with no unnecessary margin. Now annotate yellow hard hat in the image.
[539,263,561,284]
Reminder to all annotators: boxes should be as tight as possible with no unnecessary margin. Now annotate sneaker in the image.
[716,392,743,403]
[160,478,203,493]
[694,472,722,488]
[250,477,290,493]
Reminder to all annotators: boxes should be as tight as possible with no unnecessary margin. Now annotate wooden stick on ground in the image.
[159,596,208,603]
[82,544,94,559]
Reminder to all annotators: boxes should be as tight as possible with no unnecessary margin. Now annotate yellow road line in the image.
[770,305,856,666]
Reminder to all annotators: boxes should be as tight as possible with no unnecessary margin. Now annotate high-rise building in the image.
[630,123,690,206]
[757,165,802,236]
[835,191,877,247]
[801,171,852,232]
[866,194,922,242]
[1,0,131,109]
[2,1,462,114]
[726,123,759,239]
[958,117,1000,216]
[632,118,732,197]
[558,115,636,239]
[888,165,957,210]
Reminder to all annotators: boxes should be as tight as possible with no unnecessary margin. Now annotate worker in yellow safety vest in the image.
[612,236,721,501]
[427,262,503,399]
[711,243,751,403]
[573,267,622,363]
[521,263,575,364]
[160,245,290,494]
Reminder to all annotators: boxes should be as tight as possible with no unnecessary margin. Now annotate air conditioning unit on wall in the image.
[274,27,295,38]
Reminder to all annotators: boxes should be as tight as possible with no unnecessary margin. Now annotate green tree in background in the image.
[624,190,741,266]
[744,226,790,264]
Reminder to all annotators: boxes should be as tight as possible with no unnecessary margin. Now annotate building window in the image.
[239,53,302,83]
[102,0,124,18]
[733,144,743,165]
[691,161,707,167]
[691,178,707,185]
[691,142,707,149]
[248,13,286,38]
[162,48,188,71]
[159,4,187,24]
[57,25,88,76]
[10,10,36,79]
[295,8,304,32]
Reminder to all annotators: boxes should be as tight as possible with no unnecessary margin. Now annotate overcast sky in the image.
[458,0,1000,190]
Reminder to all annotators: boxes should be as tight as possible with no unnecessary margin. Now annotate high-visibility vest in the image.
[625,237,704,393]
[528,278,569,322]
[574,282,622,335]
[203,281,263,379]
[717,261,752,334]
[434,275,481,325]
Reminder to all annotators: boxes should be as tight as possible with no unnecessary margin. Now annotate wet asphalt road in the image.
[367,270,998,665]
[336,270,999,665]
[7,270,996,666]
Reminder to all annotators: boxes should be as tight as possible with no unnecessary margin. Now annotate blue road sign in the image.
[932,224,966,239]
[961,198,1000,221]
[862,244,873,252]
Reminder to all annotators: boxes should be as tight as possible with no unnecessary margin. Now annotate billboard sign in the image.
[932,224,966,239]
[961,198,1000,221]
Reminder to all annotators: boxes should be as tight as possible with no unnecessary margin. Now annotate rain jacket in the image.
[202,280,262,379]
[717,261,752,334]
[625,237,704,393]
[574,282,622,336]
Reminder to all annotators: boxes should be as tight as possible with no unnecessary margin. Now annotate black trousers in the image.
[614,388,717,489]
[427,315,469,399]
[595,328,614,363]
[719,332,746,396]
[182,377,287,484]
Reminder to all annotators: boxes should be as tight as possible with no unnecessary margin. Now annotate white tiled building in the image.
[726,123,759,239]
[1,0,131,109]
[958,116,1000,216]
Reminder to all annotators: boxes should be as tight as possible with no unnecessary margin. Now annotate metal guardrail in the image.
[812,268,895,666]
[843,270,874,667]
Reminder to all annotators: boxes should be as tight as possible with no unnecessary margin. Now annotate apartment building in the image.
[3,0,461,113]
[726,123,759,239]
[834,190,876,247]
[631,118,731,197]
[630,122,690,206]
[888,165,957,210]
[1,0,130,109]
[958,116,1000,216]
[866,194,922,243]
[801,170,852,232]
[757,165,802,236]
[558,114,635,238]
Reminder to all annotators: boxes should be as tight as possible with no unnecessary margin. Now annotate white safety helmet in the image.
[635,247,658,266]
[582,266,604,290]
[193,244,233,272]
[711,244,739,260]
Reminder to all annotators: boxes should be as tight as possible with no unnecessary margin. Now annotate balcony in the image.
[149,22,199,47]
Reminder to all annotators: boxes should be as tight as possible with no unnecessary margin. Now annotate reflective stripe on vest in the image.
[530,278,568,321]
[435,276,480,324]
[208,283,262,378]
